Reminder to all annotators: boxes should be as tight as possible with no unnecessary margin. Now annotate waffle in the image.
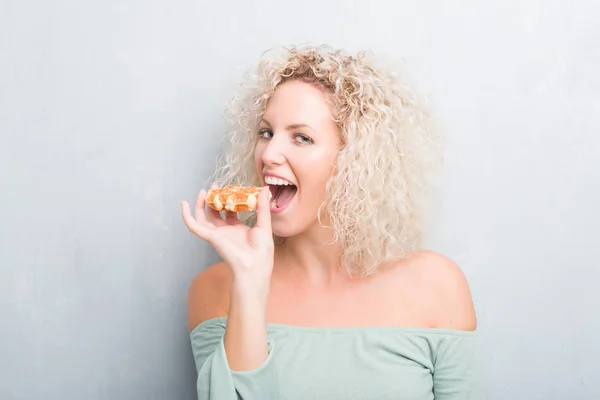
[206,185,268,212]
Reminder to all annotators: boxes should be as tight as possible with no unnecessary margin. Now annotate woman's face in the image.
[254,80,341,238]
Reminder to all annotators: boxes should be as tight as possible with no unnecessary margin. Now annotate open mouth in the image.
[268,183,297,210]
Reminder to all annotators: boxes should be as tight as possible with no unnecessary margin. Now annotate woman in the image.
[182,45,482,399]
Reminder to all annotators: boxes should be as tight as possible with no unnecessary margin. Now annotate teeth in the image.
[271,200,277,208]
[265,176,293,186]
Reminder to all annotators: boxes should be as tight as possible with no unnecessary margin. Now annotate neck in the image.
[274,223,348,286]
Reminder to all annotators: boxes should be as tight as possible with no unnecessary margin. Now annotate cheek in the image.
[297,151,337,200]
[305,149,337,180]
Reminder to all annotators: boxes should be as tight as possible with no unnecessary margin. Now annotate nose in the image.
[260,133,286,167]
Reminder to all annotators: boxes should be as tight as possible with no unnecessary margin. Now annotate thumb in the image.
[254,186,272,235]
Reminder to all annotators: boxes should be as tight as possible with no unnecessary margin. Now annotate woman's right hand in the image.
[181,185,274,296]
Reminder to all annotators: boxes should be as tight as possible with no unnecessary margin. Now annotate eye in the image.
[294,133,314,145]
[258,128,273,139]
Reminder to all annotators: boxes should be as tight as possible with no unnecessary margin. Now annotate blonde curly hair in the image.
[211,45,442,276]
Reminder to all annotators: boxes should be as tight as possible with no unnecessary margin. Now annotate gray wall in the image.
[1,0,599,399]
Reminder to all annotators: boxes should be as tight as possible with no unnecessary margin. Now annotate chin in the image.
[271,222,300,238]
[270,215,320,239]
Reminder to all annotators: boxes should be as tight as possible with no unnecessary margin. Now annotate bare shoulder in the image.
[396,250,477,331]
[187,261,231,332]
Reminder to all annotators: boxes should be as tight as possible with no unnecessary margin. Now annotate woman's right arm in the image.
[183,186,279,399]
[224,278,270,371]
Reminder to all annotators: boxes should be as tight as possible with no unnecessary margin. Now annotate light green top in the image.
[190,317,483,399]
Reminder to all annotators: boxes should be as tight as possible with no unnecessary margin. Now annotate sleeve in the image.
[432,333,485,399]
[190,320,280,400]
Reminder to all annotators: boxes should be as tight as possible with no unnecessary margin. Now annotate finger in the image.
[206,206,225,226]
[224,211,242,225]
[181,201,212,239]
[194,190,209,224]
[254,186,272,235]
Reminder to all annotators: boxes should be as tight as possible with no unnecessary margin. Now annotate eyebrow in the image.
[260,118,316,133]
